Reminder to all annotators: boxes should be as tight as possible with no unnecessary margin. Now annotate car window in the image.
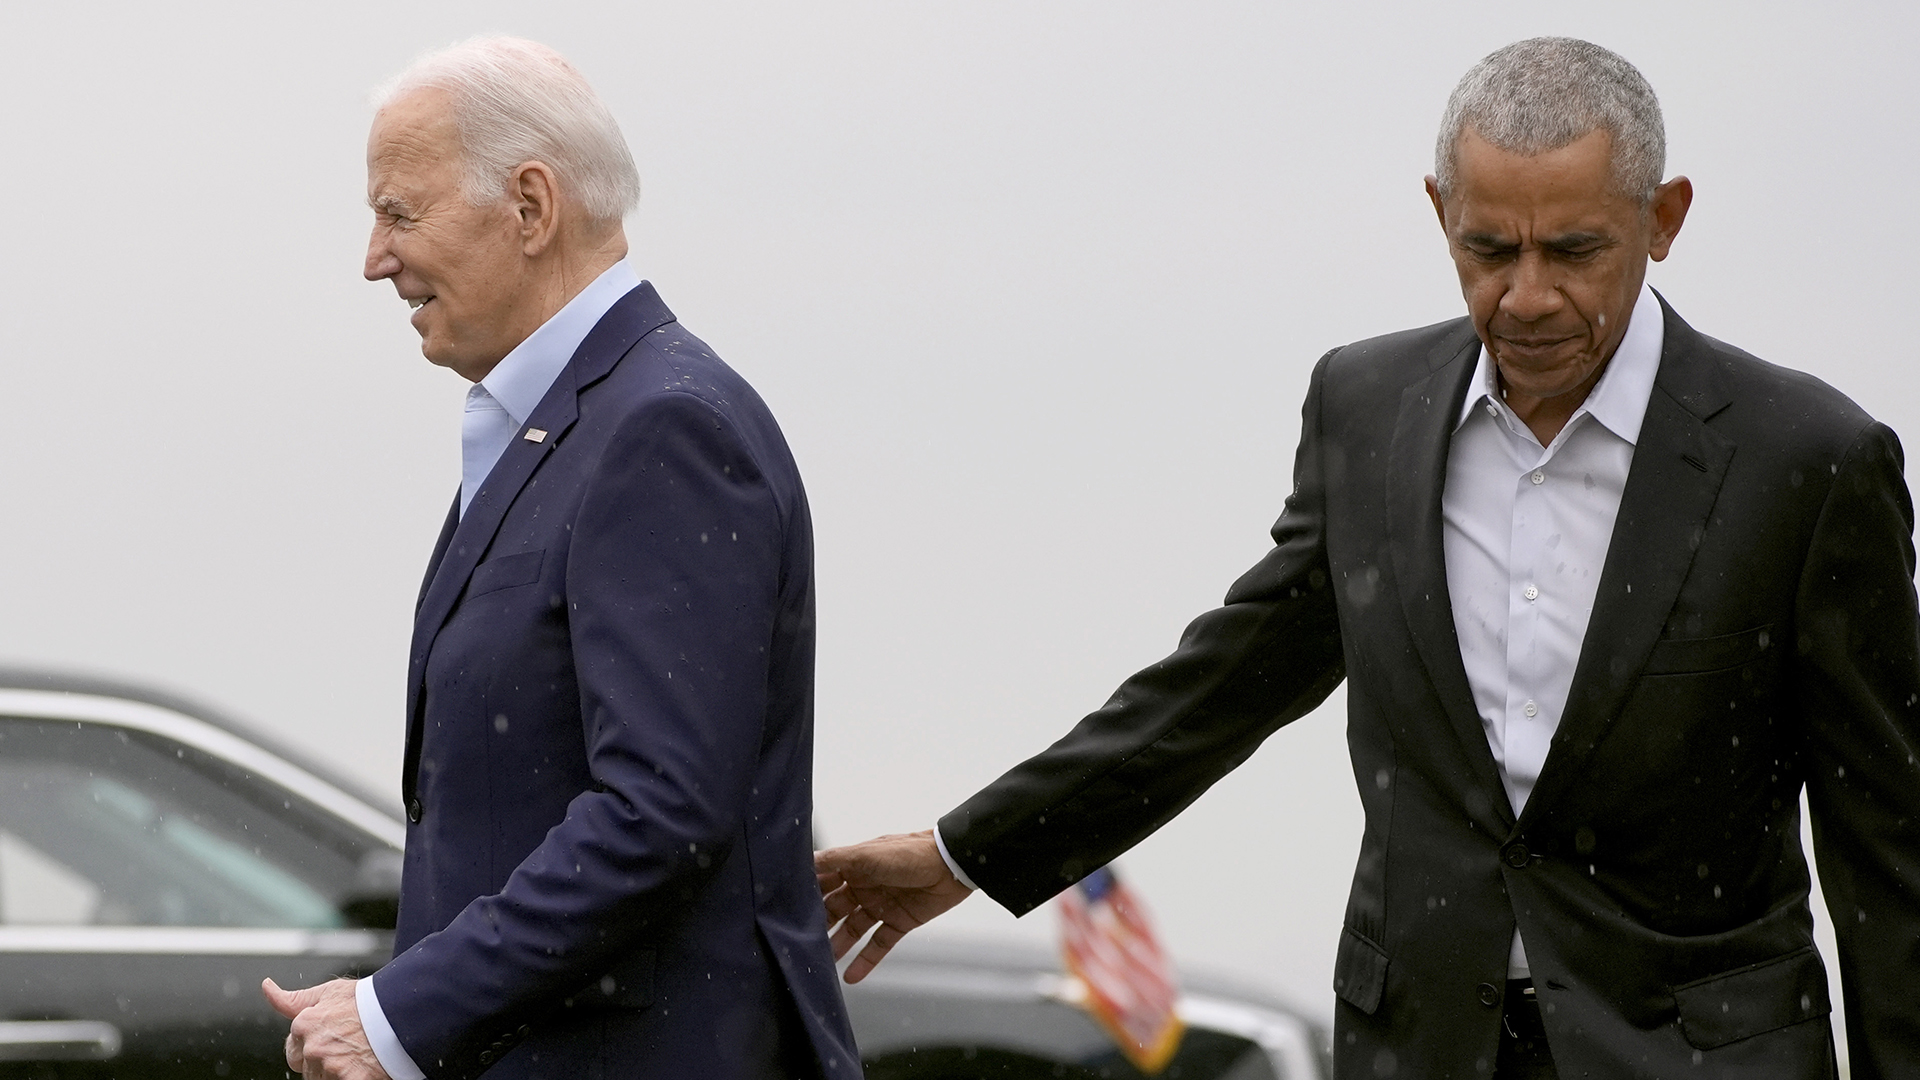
[0,718,364,928]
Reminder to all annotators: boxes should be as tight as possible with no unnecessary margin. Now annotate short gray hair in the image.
[374,36,640,225]
[1434,37,1665,204]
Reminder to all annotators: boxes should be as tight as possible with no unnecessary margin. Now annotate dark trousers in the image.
[1495,980,1559,1080]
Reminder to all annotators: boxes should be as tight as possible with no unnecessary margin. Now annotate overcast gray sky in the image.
[2,0,1915,1030]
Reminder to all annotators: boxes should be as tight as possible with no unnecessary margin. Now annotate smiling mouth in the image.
[408,296,433,310]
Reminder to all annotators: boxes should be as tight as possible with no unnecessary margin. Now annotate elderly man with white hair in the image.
[262,37,862,1080]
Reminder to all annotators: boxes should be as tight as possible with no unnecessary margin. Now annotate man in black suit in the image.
[816,37,1920,1079]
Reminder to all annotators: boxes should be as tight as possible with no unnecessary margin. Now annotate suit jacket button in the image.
[478,1050,496,1065]
[407,798,423,823]
[1478,982,1501,1006]
[1503,842,1531,868]
[518,1025,532,1039]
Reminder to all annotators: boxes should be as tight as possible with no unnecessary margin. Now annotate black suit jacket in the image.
[372,284,862,1080]
[940,298,1920,1079]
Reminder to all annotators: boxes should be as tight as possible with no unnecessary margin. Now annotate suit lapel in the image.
[1521,299,1735,825]
[401,283,678,800]
[1388,325,1514,823]
[416,494,461,614]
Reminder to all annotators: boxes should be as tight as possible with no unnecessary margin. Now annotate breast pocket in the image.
[466,549,545,599]
[1642,624,1776,676]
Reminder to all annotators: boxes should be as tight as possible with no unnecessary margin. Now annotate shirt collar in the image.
[478,259,642,423]
[1452,283,1666,446]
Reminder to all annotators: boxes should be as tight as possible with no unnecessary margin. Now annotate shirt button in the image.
[1524,584,1539,601]
[1531,470,1545,485]
[1524,700,1538,717]
[1485,403,1499,417]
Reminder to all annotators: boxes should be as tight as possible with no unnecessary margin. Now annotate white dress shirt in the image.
[1444,283,1663,977]
[932,286,1666,986]
[359,258,641,1080]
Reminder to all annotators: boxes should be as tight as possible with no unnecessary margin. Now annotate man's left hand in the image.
[263,978,390,1080]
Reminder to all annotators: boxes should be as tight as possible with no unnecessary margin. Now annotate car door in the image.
[0,689,403,1080]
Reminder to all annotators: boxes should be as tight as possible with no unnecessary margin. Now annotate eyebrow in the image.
[369,193,414,215]
[1459,230,1613,251]
[1541,232,1612,251]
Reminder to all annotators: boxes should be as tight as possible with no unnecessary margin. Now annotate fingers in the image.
[827,901,880,960]
[262,977,320,1020]
[818,829,975,982]
[816,868,845,898]
[814,862,837,897]
[821,880,859,926]
[844,922,906,985]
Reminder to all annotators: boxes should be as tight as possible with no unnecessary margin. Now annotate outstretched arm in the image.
[814,830,973,983]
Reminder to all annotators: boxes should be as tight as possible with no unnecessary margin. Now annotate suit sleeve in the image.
[939,352,1349,915]
[1795,421,1920,1078]
[372,390,788,1076]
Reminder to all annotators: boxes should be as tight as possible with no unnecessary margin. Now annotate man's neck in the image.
[525,227,630,336]
[469,227,629,383]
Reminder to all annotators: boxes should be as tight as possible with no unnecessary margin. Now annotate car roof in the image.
[0,664,401,821]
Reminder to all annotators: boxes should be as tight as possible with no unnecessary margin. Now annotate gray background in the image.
[3,0,1914,1052]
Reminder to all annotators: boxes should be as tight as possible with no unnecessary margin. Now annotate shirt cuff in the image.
[357,975,427,1080]
[932,825,980,892]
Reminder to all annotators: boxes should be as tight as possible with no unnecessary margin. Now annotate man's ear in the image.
[1646,175,1692,262]
[510,160,561,257]
[1424,175,1449,234]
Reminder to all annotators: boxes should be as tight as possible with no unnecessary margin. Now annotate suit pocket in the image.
[1643,624,1776,675]
[467,549,545,599]
[1333,926,1388,1015]
[1671,946,1830,1049]
[565,947,656,1011]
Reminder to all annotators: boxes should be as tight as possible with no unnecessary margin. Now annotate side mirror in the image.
[339,848,403,930]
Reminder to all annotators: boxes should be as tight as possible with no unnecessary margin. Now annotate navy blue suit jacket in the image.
[372,283,861,1080]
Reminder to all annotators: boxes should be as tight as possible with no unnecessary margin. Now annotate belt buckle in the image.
[1501,980,1537,1040]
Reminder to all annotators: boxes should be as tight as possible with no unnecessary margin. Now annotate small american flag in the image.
[1058,865,1184,1073]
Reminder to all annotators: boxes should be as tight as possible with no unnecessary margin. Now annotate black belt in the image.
[1502,979,1547,1042]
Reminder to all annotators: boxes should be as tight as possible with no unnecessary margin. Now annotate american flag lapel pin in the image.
[523,428,548,443]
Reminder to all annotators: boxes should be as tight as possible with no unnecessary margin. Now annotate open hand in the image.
[815,829,974,983]
[263,977,390,1080]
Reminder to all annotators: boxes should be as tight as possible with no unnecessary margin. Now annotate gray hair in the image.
[1434,37,1665,204]
[374,36,640,225]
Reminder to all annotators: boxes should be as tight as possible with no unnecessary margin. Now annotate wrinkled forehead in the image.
[1447,129,1635,224]
[367,88,460,179]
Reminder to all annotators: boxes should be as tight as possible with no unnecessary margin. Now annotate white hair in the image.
[374,36,640,225]
[1435,37,1665,205]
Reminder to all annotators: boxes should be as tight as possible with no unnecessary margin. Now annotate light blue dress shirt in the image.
[460,259,644,516]
[358,258,641,1080]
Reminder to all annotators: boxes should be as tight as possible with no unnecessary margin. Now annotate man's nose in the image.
[365,229,399,282]
[1500,251,1563,323]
